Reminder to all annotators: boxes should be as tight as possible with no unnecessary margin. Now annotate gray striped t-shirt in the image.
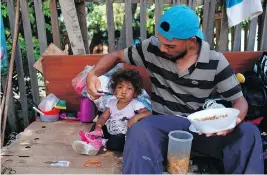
[124,36,243,116]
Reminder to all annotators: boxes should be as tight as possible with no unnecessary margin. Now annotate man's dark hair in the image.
[109,69,143,96]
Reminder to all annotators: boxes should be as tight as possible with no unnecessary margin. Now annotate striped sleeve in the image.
[214,53,243,101]
[123,38,150,68]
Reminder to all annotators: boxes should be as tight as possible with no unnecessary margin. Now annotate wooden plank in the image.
[233,24,241,51]
[140,0,148,40]
[191,0,197,10]
[6,0,28,127]
[261,2,267,51]
[49,0,61,48]
[202,0,210,40]
[230,27,234,50]
[155,0,163,35]
[188,0,196,9]
[33,0,48,55]
[1,121,122,174]
[215,16,221,50]
[206,0,216,48]
[219,6,228,52]
[58,0,86,55]
[106,0,116,52]
[247,18,258,51]
[125,0,133,47]
[244,23,248,51]
[75,1,89,54]
[20,0,40,105]
[173,0,181,5]
[1,77,17,133]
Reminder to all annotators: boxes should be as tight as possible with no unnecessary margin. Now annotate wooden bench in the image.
[43,51,262,111]
[42,51,263,173]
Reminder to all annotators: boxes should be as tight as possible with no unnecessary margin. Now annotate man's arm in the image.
[231,96,248,124]
[86,51,125,99]
[89,51,125,77]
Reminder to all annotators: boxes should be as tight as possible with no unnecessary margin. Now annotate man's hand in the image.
[199,118,242,137]
[128,117,139,128]
[86,72,103,100]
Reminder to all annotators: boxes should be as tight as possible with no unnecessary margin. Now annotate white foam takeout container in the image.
[188,108,240,134]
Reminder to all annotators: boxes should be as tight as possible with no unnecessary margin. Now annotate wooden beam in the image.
[244,22,248,51]
[206,0,216,48]
[202,0,210,40]
[140,0,148,40]
[75,1,90,54]
[233,24,241,51]
[106,0,116,52]
[49,0,61,48]
[155,0,163,35]
[33,0,48,55]
[125,0,133,47]
[58,0,86,54]
[261,2,267,51]
[173,0,181,5]
[247,18,257,51]
[6,0,29,127]
[20,0,40,104]
[1,77,17,133]
[219,5,228,52]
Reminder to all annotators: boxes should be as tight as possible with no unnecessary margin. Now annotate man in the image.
[86,5,264,174]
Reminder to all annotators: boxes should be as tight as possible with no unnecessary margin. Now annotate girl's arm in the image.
[128,108,152,128]
[94,108,111,131]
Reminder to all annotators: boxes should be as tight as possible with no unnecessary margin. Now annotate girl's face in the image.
[114,81,136,103]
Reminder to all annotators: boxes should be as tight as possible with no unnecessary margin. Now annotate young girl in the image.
[73,69,151,154]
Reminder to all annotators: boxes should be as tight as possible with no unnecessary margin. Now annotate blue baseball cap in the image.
[158,5,204,40]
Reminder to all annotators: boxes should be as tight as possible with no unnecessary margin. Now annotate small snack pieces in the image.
[167,155,190,174]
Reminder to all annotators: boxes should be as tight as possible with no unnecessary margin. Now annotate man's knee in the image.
[236,122,261,137]
[127,117,155,142]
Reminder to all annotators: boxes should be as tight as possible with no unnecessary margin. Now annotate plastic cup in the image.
[167,130,193,174]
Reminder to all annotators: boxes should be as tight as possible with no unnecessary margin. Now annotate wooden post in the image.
[50,0,61,48]
[261,2,267,51]
[106,0,116,52]
[206,0,216,48]
[219,5,228,52]
[233,23,241,51]
[125,0,133,47]
[202,0,210,40]
[244,23,248,51]
[140,0,148,40]
[75,1,90,54]
[33,0,48,55]
[20,0,40,104]
[247,18,257,51]
[173,0,181,5]
[1,77,17,133]
[215,12,222,51]
[155,0,163,35]
[6,0,28,127]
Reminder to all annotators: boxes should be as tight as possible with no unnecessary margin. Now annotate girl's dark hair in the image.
[109,69,143,96]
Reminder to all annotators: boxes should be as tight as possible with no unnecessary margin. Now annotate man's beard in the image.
[164,49,188,62]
